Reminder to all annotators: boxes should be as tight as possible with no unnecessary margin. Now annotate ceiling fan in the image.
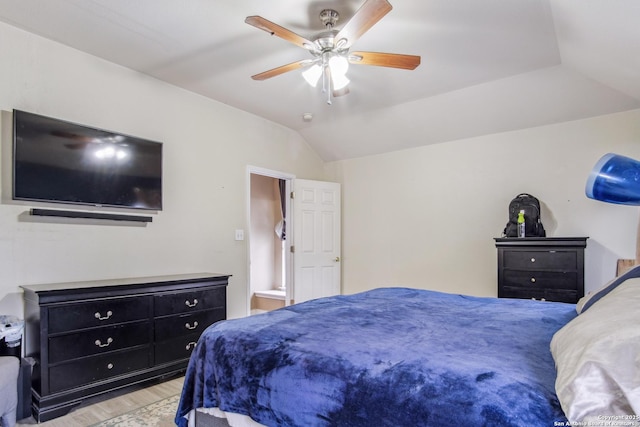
[245,0,421,104]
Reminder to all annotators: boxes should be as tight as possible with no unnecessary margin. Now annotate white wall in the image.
[326,110,640,298]
[0,22,325,319]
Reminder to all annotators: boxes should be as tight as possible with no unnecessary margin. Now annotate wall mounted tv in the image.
[13,110,163,211]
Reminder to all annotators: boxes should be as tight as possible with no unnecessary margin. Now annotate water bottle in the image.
[517,210,526,238]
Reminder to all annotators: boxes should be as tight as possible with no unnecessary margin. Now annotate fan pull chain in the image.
[321,52,332,105]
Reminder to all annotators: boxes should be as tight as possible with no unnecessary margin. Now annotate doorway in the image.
[246,168,342,316]
[247,167,293,315]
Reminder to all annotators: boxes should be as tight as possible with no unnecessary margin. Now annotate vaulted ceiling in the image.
[0,0,638,161]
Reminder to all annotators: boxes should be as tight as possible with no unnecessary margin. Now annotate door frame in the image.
[246,166,295,316]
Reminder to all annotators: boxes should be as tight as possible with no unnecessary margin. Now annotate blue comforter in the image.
[176,288,576,426]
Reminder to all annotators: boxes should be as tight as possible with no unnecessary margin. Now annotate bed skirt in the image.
[188,408,266,427]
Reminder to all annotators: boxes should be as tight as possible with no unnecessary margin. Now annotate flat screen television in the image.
[13,110,163,211]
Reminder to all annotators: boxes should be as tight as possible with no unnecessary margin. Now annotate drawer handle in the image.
[95,337,114,348]
[185,321,199,330]
[185,299,199,308]
[530,258,536,263]
[95,310,113,321]
[186,342,197,351]
[530,277,536,283]
[107,363,114,370]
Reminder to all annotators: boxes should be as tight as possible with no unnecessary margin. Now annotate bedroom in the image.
[0,0,639,425]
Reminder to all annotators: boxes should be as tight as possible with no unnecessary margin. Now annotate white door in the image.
[292,179,341,303]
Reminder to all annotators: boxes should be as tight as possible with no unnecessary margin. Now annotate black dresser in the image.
[21,273,229,422]
[494,237,588,303]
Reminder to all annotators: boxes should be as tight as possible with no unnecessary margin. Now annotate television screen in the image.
[13,110,162,211]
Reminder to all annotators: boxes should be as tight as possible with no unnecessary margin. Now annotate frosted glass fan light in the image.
[327,55,349,90]
[302,64,322,87]
[329,55,349,76]
[331,73,350,90]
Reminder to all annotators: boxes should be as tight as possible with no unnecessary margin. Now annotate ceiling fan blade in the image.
[251,60,312,81]
[349,51,421,70]
[335,0,392,49]
[245,16,316,51]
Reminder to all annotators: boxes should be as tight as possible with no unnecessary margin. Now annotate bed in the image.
[176,266,640,427]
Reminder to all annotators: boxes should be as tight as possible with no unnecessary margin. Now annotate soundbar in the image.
[30,208,153,223]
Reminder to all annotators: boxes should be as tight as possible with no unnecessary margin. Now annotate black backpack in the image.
[503,193,546,237]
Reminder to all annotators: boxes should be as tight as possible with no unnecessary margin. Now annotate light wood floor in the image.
[17,376,184,427]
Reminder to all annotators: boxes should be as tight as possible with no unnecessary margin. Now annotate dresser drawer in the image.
[154,308,225,342]
[503,250,577,271]
[155,333,201,365]
[500,286,577,303]
[49,347,151,393]
[154,287,225,316]
[49,296,152,334]
[49,321,151,364]
[503,270,578,290]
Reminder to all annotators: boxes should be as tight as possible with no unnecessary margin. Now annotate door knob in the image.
[334,256,340,262]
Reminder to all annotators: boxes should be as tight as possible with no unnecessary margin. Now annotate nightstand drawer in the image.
[503,250,577,271]
[154,309,225,341]
[155,333,201,364]
[154,287,225,316]
[49,296,152,333]
[49,321,151,363]
[500,286,577,303]
[49,347,151,393]
[503,270,578,290]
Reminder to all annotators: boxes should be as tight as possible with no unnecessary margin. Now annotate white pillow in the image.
[575,277,614,314]
[551,278,640,423]
[577,265,640,314]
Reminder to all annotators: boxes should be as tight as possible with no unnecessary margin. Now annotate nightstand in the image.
[494,237,588,303]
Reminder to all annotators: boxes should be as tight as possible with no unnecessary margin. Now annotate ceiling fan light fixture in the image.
[302,64,322,87]
[329,55,349,76]
[331,73,350,91]
[328,55,350,90]
[331,75,351,90]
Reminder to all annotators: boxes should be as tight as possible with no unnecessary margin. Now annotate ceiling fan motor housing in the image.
[319,9,339,28]
[315,30,340,52]
[314,10,345,53]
